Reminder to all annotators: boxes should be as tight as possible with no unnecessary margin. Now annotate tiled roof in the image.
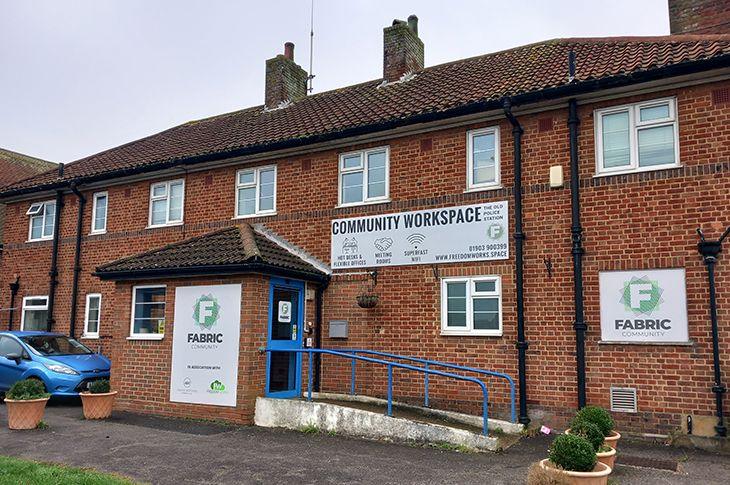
[94,224,328,281]
[3,35,730,197]
[0,148,56,189]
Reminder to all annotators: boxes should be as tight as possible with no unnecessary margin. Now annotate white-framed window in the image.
[130,285,166,339]
[21,296,48,331]
[91,192,108,234]
[338,146,389,206]
[84,293,102,338]
[595,97,679,175]
[235,165,277,217]
[27,200,56,242]
[467,127,501,190]
[148,179,184,227]
[441,276,502,336]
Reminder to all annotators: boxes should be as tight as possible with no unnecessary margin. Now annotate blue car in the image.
[0,331,110,397]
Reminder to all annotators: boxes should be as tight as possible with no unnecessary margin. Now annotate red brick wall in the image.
[669,0,730,35]
[1,80,728,433]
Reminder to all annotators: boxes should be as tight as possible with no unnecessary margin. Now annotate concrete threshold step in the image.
[254,393,522,452]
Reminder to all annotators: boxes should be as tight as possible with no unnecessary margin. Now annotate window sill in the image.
[464,185,503,194]
[594,163,681,178]
[89,230,107,236]
[145,222,183,230]
[126,335,164,341]
[336,198,391,209]
[440,331,503,337]
[81,335,99,340]
[232,212,277,220]
[26,237,53,244]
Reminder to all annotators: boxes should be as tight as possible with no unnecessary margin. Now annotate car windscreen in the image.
[20,335,93,356]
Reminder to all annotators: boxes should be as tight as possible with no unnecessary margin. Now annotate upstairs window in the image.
[21,296,48,331]
[27,200,56,242]
[441,276,502,336]
[595,97,679,175]
[467,127,500,190]
[84,293,102,338]
[91,192,108,234]
[148,179,184,227]
[235,166,277,217]
[130,285,166,339]
[338,147,389,206]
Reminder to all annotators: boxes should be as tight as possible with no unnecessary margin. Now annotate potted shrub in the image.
[566,419,617,469]
[539,434,612,485]
[79,379,117,419]
[573,405,621,449]
[4,379,50,430]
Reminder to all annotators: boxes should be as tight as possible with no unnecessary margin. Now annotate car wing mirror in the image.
[5,353,22,365]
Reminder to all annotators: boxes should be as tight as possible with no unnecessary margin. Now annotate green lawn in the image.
[0,456,139,485]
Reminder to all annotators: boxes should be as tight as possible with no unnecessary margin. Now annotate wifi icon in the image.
[407,233,426,247]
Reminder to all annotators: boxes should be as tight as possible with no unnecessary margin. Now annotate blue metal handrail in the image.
[341,349,516,423]
[266,348,491,435]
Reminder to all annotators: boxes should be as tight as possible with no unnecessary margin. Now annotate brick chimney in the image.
[265,42,308,109]
[668,0,730,35]
[383,15,424,83]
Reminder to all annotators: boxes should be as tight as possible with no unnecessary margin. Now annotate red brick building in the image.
[1,1,729,437]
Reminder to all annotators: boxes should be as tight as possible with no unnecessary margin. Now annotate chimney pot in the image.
[407,15,418,35]
[284,42,295,60]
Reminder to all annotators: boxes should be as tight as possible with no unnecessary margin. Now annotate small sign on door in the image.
[278,301,292,323]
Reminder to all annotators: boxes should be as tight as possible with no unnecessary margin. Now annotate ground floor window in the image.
[84,293,102,338]
[441,276,502,336]
[130,285,166,339]
[21,296,48,331]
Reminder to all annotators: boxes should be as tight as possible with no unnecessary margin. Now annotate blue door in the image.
[265,278,304,398]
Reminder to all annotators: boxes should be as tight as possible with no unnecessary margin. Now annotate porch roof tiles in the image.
[94,224,329,282]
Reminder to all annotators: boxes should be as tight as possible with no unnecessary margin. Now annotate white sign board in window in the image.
[170,284,241,407]
[599,269,689,343]
[278,301,292,323]
[331,201,509,269]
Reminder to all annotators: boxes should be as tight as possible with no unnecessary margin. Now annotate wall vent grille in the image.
[712,87,730,106]
[610,387,637,413]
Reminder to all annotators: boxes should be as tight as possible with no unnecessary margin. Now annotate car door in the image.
[0,336,29,391]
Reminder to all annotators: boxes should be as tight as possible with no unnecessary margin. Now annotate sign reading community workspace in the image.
[170,284,241,407]
[331,201,509,269]
[599,268,689,344]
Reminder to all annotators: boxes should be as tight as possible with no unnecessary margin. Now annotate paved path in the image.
[1,402,729,484]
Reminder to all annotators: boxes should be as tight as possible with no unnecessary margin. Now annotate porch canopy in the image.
[93,223,330,283]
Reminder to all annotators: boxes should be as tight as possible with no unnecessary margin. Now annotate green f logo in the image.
[487,223,504,240]
[620,276,663,315]
[193,294,220,329]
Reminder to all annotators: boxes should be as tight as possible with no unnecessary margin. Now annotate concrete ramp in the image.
[254,394,522,452]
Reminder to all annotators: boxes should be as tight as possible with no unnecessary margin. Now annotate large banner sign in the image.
[170,284,241,407]
[599,269,689,343]
[331,201,509,269]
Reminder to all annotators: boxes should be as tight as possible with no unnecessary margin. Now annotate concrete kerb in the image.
[254,396,504,452]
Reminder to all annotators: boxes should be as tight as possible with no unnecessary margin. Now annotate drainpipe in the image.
[697,226,730,437]
[503,98,530,425]
[69,183,86,338]
[46,165,65,332]
[8,276,19,330]
[568,98,587,409]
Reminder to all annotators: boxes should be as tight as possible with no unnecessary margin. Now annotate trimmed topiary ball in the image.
[570,419,604,452]
[548,433,597,472]
[572,405,614,437]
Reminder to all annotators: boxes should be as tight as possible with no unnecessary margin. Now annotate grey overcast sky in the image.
[1,0,670,163]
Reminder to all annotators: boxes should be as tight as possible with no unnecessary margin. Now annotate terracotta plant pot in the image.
[356,294,379,309]
[596,446,617,469]
[539,459,612,485]
[80,391,117,419]
[5,397,50,430]
[603,430,621,449]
